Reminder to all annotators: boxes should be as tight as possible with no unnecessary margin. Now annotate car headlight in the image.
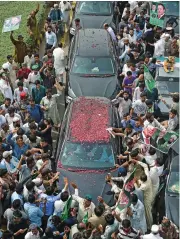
[70,27,75,35]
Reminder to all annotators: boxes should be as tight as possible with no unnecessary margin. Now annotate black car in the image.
[56,97,121,203]
[70,1,118,36]
[66,28,119,102]
[155,66,179,120]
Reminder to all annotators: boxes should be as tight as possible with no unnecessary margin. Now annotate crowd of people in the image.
[0,1,179,239]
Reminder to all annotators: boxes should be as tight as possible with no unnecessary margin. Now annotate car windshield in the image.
[77,1,112,16]
[155,80,179,95]
[60,142,115,169]
[163,1,179,16]
[72,56,115,75]
[168,171,180,194]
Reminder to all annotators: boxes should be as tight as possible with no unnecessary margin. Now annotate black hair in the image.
[130,149,139,158]
[60,191,69,202]
[46,186,54,195]
[2,231,13,239]
[151,58,157,64]
[140,174,147,182]
[75,18,80,22]
[8,107,15,114]
[34,53,39,58]
[35,80,41,85]
[131,193,138,204]
[149,147,156,155]
[26,181,35,191]
[105,214,114,225]
[146,112,153,120]
[7,55,13,59]
[158,3,165,10]
[122,219,131,228]
[28,194,36,203]
[156,157,164,166]
[29,122,37,130]
[140,92,147,97]
[15,183,23,194]
[94,205,104,217]
[146,99,153,106]
[73,232,83,239]
[26,156,34,166]
[17,81,23,87]
[16,135,23,141]
[139,83,145,88]
[172,94,179,103]
[28,134,37,143]
[170,109,177,115]
[12,199,21,209]
[58,43,63,48]
[123,113,129,118]
[123,90,129,95]
[17,128,25,136]
[127,71,132,76]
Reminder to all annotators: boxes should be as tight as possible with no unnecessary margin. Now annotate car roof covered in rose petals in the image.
[69,97,112,143]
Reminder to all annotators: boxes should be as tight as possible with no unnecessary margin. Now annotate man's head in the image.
[29,223,39,235]
[12,199,21,210]
[130,149,139,160]
[139,83,145,92]
[134,117,141,128]
[118,167,127,177]
[3,150,13,163]
[127,71,133,79]
[122,219,131,232]
[151,224,160,235]
[17,81,23,91]
[29,98,35,107]
[169,109,177,119]
[131,193,138,206]
[46,89,52,99]
[94,205,104,217]
[130,63,136,71]
[54,3,59,9]
[140,173,147,182]
[126,137,134,149]
[105,214,114,225]
[26,181,35,192]
[46,186,54,196]
[4,97,11,107]
[75,18,80,26]
[15,183,23,195]
[103,23,109,30]
[26,156,35,169]
[157,4,165,17]
[146,112,154,123]
[7,55,13,64]
[149,147,156,156]
[125,124,133,134]
[123,113,130,122]
[146,99,153,109]
[161,217,171,232]
[16,135,24,147]
[83,194,92,208]
[140,92,147,102]
[2,231,13,239]
[34,54,40,62]
[40,138,48,148]
[8,107,15,117]
[123,91,129,100]
[18,34,24,42]
[129,28,134,36]
[28,194,36,204]
[123,38,129,45]
[61,191,69,202]
[35,80,41,89]
[29,122,37,134]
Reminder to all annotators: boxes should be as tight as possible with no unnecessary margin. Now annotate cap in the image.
[31,64,39,70]
[29,223,38,230]
[20,92,27,99]
[151,225,159,233]
[166,27,173,31]
[13,117,20,122]
[2,63,9,70]
[18,34,24,38]
[118,167,127,176]
[85,194,92,201]
[54,3,59,8]
[3,150,12,159]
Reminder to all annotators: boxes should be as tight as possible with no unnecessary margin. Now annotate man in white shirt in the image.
[14,81,29,103]
[141,224,163,239]
[5,107,22,125]
[59,1,71,24]
[130,92,147,118]
[0,68,13,102]
[53,43,65,83]
[153,35,165,57]
[144,113,166,131]
[25,223,41,239]
[24,51,35,69]
[45,26,57,50]
[161,109,178,131]
[104,23,117,42]
[5,55,18,90]
[133,83,145,102]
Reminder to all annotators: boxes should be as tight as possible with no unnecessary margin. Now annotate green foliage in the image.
[0,1,46,66]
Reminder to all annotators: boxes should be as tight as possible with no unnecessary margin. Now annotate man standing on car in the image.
[104,23,117,42]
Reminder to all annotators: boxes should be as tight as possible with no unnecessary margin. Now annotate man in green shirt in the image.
[32,80,46,104]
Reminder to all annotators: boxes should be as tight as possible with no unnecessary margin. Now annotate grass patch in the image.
[0,1,46,66]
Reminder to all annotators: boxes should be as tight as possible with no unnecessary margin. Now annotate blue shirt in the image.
[27,104,43,123]
[11,191,23,205]
[121,119,135,128]
[39,193,61,216]
[24,202,44,227]
[6,133,30,160]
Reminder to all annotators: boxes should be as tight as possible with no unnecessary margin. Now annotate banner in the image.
[116,168,136,211]
[142,125,179,154]
[144,65,155,93]
[2,15,21,33]
[150,2,165,28]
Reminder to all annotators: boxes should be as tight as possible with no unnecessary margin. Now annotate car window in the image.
[155,80,179,95]
[163,1,179,16]
[77,1,112,16]
[60,142,115,169]
[71,56,115,75]
[168,171,179,194]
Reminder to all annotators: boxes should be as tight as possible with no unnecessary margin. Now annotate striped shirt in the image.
[118,226,140,239]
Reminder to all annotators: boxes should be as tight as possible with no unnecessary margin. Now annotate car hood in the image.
[69,75,117,98]
[73,15,113,28]
[165,192,179,227]
[58,168,118,205]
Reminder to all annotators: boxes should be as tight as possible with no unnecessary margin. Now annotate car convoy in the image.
[55,1,179,226]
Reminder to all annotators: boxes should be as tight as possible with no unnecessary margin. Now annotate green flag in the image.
[82,212,88,224]
[144,65,155,93]
[117,168,136,211]
[60,196,73,221]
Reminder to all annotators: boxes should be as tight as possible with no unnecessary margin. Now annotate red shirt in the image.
[17,68,31,79]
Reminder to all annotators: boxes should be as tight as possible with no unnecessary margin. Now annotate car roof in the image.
[158,67,179,78]
[68,97,112,143]
[170,155,179,171]
[76,29,112,57]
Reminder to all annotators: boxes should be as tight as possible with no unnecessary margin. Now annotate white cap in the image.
[54,3,58,8]
[2,63,9,70]
[151,225,159,233]
[3,150,13,158]
[13,117,20,122]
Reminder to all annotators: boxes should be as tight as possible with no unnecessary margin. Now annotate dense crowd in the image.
[0,1,179,239]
